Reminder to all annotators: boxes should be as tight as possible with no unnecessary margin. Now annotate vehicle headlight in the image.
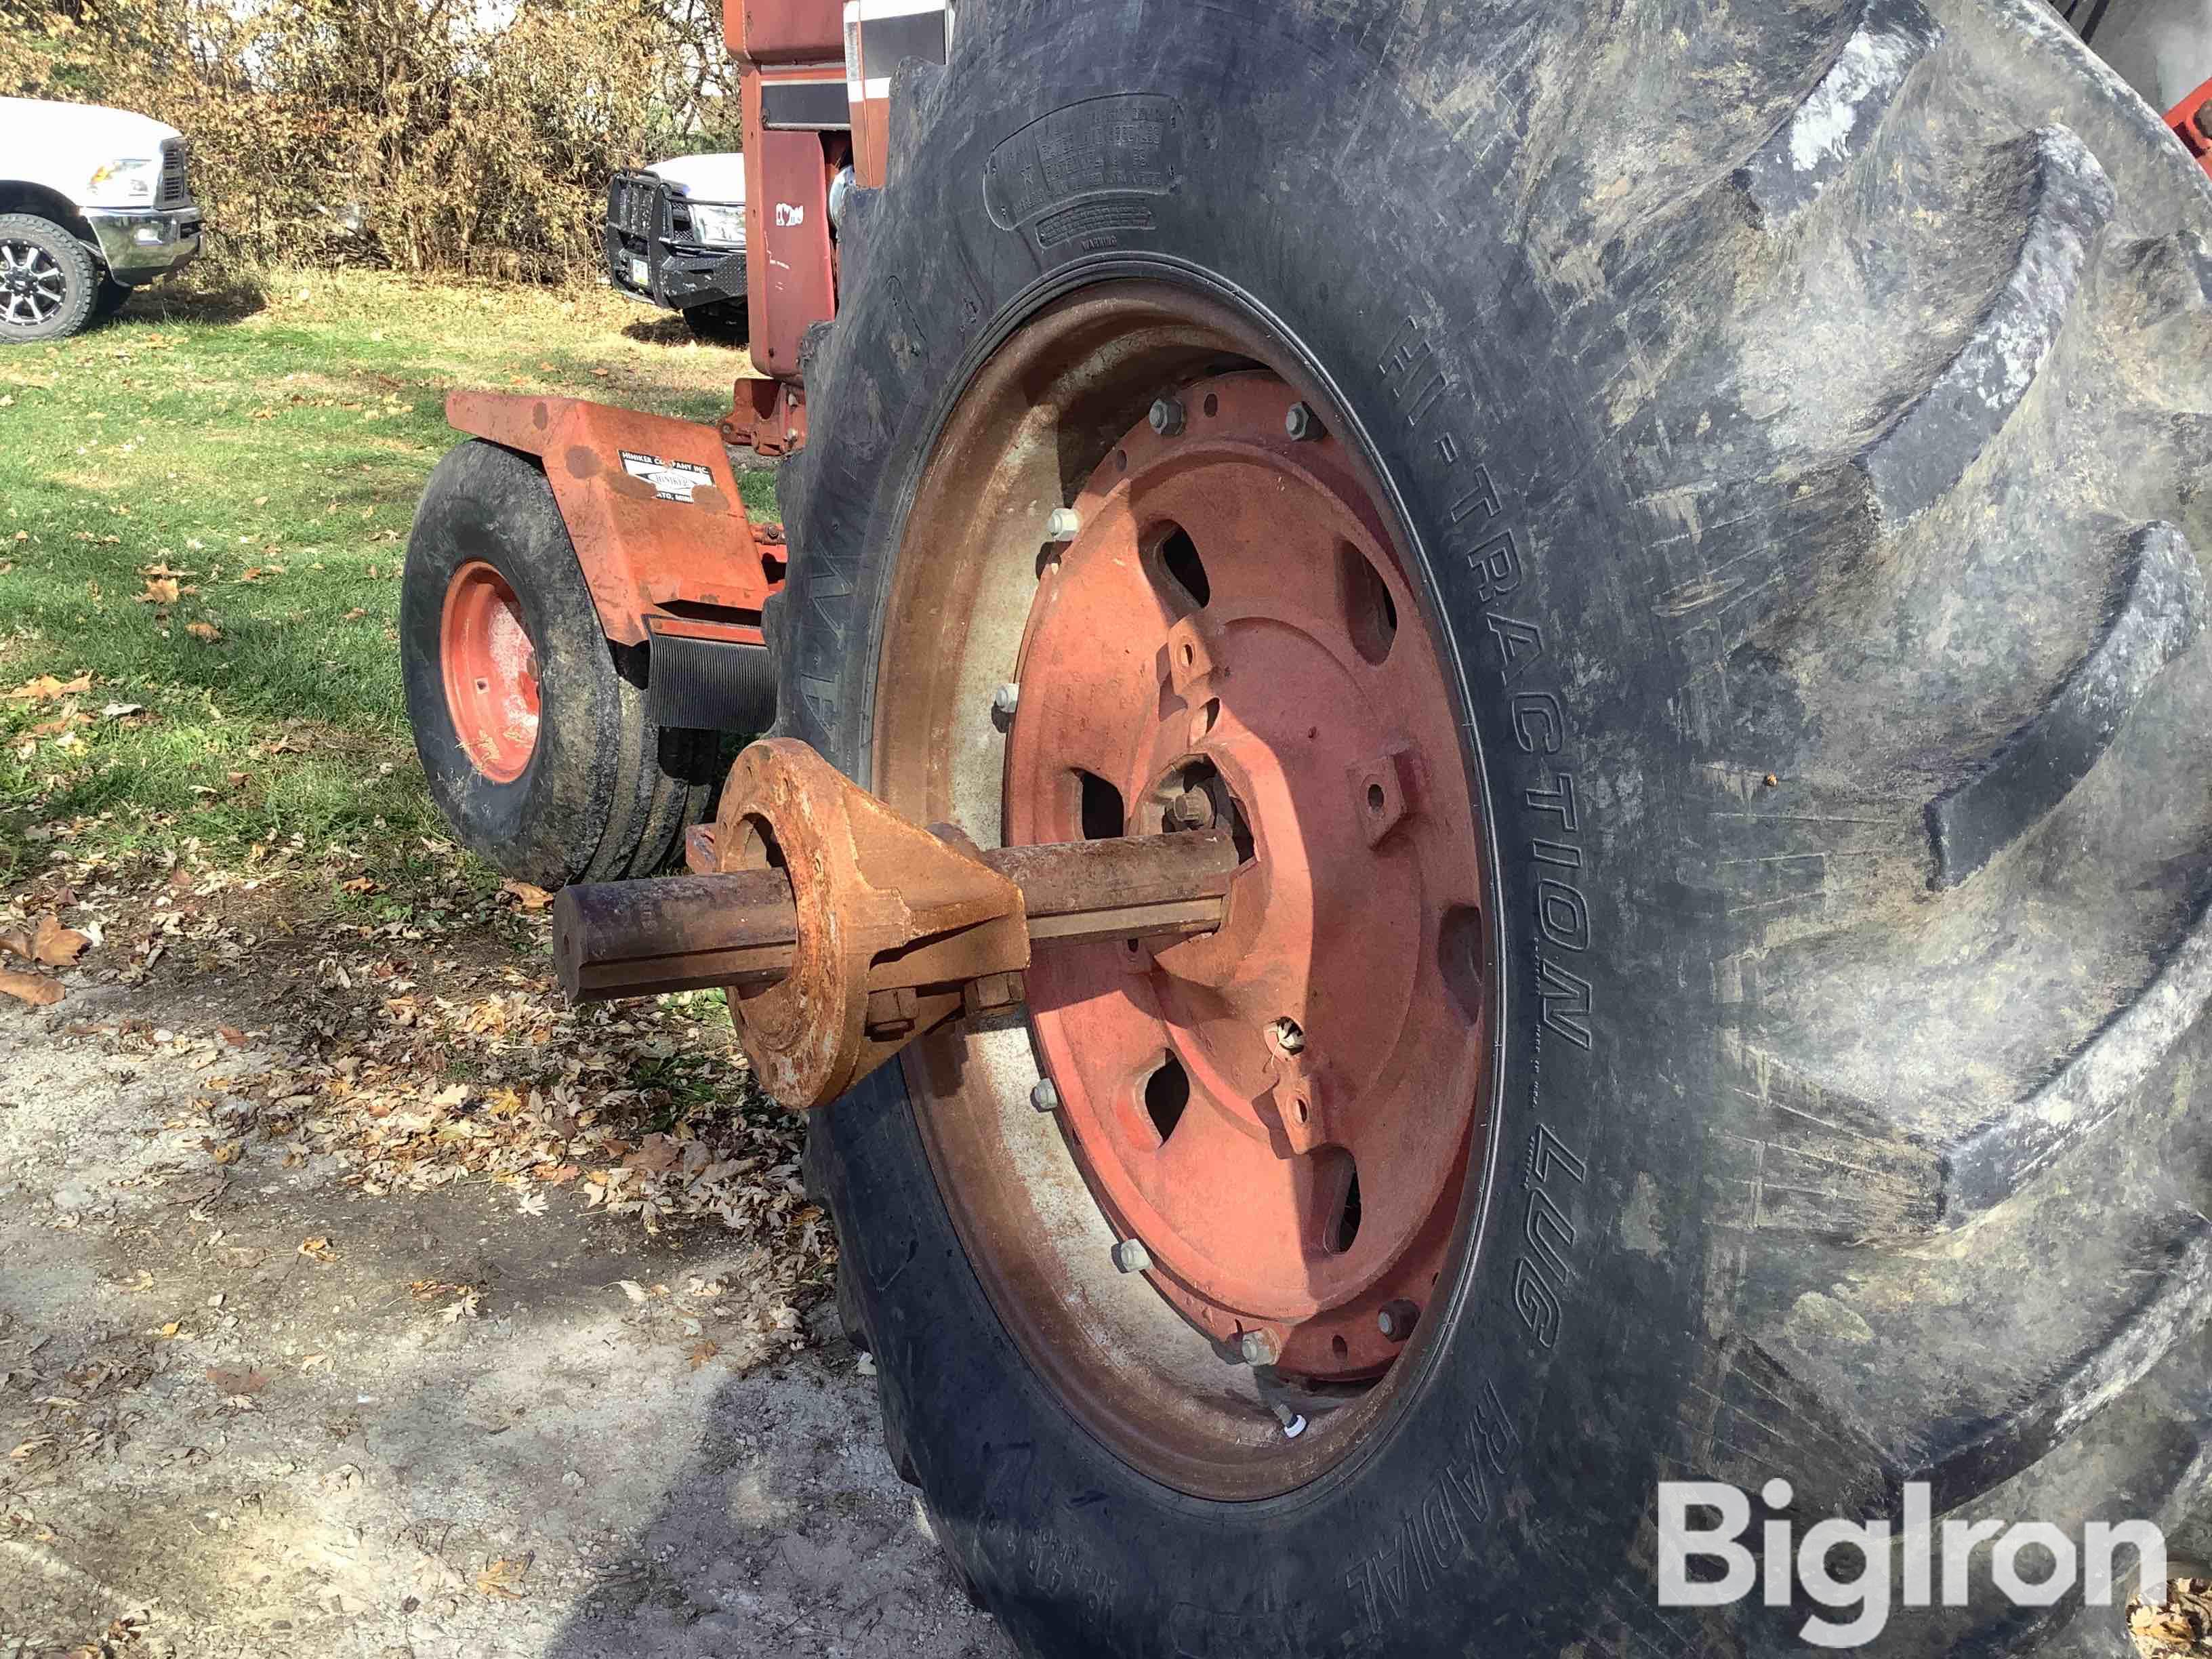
[685,203,745,248]
[86,157,161,205]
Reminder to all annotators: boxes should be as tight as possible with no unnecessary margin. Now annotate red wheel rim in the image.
[440,560,541,784]
[870,285,1499,1497]
[1006,371,1487,1382]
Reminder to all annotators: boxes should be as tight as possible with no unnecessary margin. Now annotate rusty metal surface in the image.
[443,390,780,648]
[555,867,800,1000]
[1004,370,1490,1386]
[556,813,1237,1008]
[727,0,842,62]
[719,375,808,457]
[701,740,1006,1109]
[742,79,838,384]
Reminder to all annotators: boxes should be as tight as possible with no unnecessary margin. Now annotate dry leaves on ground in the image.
[6,672,93,702]
[2135,1580,2212,1656]
[0,968,65,1008]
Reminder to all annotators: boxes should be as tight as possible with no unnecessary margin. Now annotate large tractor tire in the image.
[775,1,2212,1654]
[401,440,715,886]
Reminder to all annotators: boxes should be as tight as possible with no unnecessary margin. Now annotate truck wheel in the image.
[684,300,751,346]
[0,213,96,343]
[401,440,714,887]
[777,1,2212,1654]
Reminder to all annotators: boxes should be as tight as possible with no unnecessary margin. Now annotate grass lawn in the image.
[0,268,777,895]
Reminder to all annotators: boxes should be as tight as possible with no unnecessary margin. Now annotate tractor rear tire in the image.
[401,439,715,887]
[779,1,2212,1655]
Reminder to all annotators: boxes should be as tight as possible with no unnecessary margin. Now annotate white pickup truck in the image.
[0,96,203,342]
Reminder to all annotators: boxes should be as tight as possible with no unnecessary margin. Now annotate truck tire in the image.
[683,299,751,346]
[0,213,97,343]
[774,1,2212,1655]
[401,439,714,887]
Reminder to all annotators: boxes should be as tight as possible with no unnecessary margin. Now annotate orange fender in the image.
[2169,77,2212,182]
[445,390,780,648]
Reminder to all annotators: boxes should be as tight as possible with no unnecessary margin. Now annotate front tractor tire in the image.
[401,440,714,887]
[775,1,2212,1656]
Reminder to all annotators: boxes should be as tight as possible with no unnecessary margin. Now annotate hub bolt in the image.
[1148,396,1187,437]
[1271,1017,1306,1055]
[1046,507,1082,540]
[991,682,1021,722]
[1029,1078,1061,1113]
[1284,401,1323,441]
[1272,1401,1308,1440]
[1377,1298,1420,1343]
[1238,1328,1279,1367]
[1111,1238,1152,1273]
[1164,787,1215,832]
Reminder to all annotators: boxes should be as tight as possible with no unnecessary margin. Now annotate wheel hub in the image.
[440,560,540,783]
[0,241,64,327]
[1006,372,1489,1382]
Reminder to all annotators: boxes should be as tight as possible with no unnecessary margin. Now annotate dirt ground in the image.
[0,857,1016,1659]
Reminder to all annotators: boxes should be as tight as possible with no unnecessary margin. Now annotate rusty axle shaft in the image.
[553,828,1240,1004]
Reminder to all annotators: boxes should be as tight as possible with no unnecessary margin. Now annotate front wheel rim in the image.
[0,241,68,329]
[868,281,1500,1499]
[440,560,541,784]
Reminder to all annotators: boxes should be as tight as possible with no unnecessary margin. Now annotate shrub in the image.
[0,0,742,281]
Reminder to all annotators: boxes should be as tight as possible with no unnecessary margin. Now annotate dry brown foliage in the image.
[1,0,741,281]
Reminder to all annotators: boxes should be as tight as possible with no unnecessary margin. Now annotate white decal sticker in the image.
[619,449,714,504]
[775,203,806,227]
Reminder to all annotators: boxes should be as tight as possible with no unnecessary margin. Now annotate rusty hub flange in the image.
[1005,371,1490,1384]
[441,560,539,783]
[712,737,1032,1109]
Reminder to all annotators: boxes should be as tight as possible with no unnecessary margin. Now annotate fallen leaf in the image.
[0,968,63,1008]
[186,621,222,643]
[687,1340,719,1370]
[476,1554,532,1598]
[218,1025,247,1046]
[613,1279,650,1305]
[6,673,91,701]
[500,879,554,912]
[137,577,180,605]
[205,1366,270,1395]
[31,914,90,967]
[340,876,381,895]
[298,1235,335,1263]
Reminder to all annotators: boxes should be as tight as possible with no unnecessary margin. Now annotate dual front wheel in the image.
[400,441,716,886]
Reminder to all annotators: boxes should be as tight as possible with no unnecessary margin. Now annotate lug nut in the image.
[1272,1401,1308,1440]
[1046,507,1082,540]
[1111,1238,1152,1273]
[1238,1328,1279,1367]
[1271,1017,1305,1055]
[1376,1298,1420,1343]
[1284,401,1323,441]
[1029,1078,1061,1113]
[1148,396,1186,437]
[991,682,1020,722]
